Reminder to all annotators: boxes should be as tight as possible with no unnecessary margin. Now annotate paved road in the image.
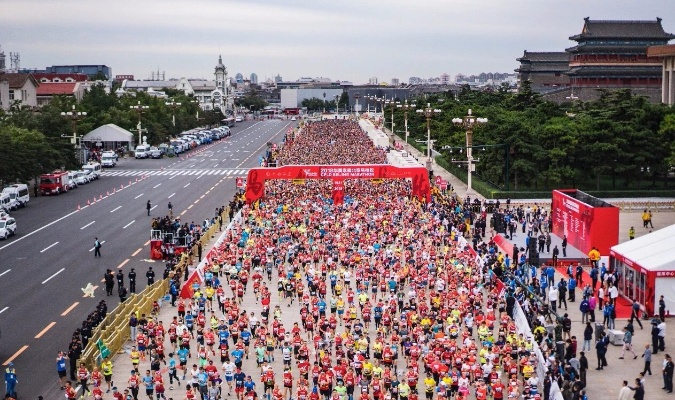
[0,119,294,398]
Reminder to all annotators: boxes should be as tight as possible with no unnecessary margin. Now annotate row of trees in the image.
[392,84,675,192]
[301,93,350,112]
[0,85,227,186]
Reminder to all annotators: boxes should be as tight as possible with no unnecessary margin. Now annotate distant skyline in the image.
[2,0,675,84]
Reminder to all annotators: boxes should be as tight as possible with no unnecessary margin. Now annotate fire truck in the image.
[39,171,70,195]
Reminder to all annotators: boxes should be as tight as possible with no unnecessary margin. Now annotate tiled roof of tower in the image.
[517,51,570,62]
[570,18,675,41]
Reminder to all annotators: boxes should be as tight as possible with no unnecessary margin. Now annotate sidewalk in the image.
[547,266,674,399]
[379,121,482,202]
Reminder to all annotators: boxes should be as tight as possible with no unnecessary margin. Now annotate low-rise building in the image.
[0,72,39,110]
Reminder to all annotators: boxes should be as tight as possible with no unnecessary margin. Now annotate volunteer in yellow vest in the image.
[588,247,600,268]
[101,358,114,392]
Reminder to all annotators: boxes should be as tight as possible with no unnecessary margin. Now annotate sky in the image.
[2,0,675,84]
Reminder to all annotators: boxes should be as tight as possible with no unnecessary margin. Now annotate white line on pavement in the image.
[168,193,176,199]
[184,183,190,188]
[134,193,144,199]
[123,220,136,229]
[0,269,10,277]
[80,221,95,230]
[42,268,65,284]
[0,209,80,252]
[150,205,158,211]
[153,183,161,188]
[40,241,59,253]
[110,206,122,213]
[0,307,8,314]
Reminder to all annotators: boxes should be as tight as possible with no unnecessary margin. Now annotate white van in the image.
[83,162,102,179]
[0,193,13,212]
[101,152,117,167]
[2,184,29,208]
[135,145,150,159]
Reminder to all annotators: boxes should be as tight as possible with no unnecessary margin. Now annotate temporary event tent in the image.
[81,124,134,151]
[609,224,675,316]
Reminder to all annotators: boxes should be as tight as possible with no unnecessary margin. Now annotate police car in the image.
[0,217,16,239]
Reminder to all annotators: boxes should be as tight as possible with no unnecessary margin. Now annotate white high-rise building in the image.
[250,73,258,84]
[368,77,378,85]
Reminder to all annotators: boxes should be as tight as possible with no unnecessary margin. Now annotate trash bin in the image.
[594,322,605,342]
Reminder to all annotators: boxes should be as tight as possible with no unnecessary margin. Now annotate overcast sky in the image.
[2,0,675,84]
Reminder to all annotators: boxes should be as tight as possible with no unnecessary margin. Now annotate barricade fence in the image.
[78,209,230,369]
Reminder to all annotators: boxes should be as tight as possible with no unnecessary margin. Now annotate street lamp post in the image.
[354,93,360,116]
[397,100,416,145]
[385,99,399,146]
[416,103,442,171]
[452,109,488,195]
[130,100,149,146]
[323,92,326,113]
[334,94,340,114]
[60,105,87,162]
[376,97,386,126]
[165,100,182,128]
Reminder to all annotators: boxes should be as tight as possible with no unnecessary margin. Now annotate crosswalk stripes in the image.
[100,169,249,177]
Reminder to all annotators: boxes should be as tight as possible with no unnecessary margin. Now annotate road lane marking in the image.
[3,345,28,365]
[180,210,187,215]
[200,195,206,199]
[34,321,57,338]
[134,193,144,199]
[150,205,157,211]
[214,164,218,168]
[210,186,215,190]
[123,220,136,229]
[184,183,190,188]
[144,240,150,246]
[89,240,106,251]
[40,241,59,253]
[0,269,10,277]
[188,204,194,209]
[110,206,122,213]
[169,175,177,180]
[153,183,161,188]
[131,248,143,257]
[0,307,8,314]
[42,268,65,284]
[168,193,176,199]
[61,302,79,316]
[118,259,130,269]
[80,221,95,230]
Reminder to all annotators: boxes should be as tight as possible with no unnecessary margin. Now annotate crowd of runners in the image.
[63,119,602,400]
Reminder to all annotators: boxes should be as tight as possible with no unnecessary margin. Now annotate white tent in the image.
[81,124,134,149]
[610,224,675,316]
[611,224,675,271]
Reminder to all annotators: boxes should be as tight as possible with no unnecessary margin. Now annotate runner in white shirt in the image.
[222,360,236,394]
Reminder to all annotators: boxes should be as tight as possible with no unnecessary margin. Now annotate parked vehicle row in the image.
[134,126,231,158]
[0,184,29,212]
[39,162,103,195]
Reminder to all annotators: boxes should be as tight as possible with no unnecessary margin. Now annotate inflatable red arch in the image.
[245,165,431,205]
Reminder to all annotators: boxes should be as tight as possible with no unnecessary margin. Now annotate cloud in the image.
[2,0,674,83]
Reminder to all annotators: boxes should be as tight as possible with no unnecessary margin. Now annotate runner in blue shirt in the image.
[177,348,189,380]
[232,348,245,368]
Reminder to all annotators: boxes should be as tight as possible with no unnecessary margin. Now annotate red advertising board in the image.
[236,177,244,188]
[245,164,431,205]
[551,189,619,255]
